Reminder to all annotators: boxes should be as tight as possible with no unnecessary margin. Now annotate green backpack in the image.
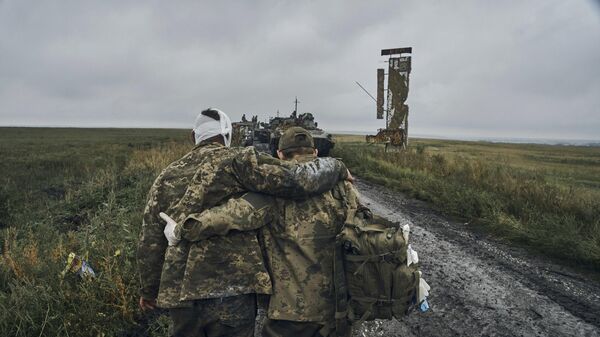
[336,215,421,323]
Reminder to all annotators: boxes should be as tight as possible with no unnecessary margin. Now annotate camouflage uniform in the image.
[169,294,256,337]
[180,156,362,337]
[137,142,347,336]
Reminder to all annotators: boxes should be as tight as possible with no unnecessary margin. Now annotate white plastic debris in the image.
[402,224,410,243]
[61,252,96,279]
[406,244,419,266]
[418,277,431,304]
[419,298,430,312]
[78,260,96,278]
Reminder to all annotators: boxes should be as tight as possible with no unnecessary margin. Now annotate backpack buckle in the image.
[379,253,393,263]
[375,298,394,306]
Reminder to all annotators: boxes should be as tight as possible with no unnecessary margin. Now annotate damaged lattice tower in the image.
[369,47,412,150]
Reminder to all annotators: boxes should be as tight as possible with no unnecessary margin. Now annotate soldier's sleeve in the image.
[179,192,274,242]
[136,175,168,300]
[341,181,372,224]
[232,147,349,198]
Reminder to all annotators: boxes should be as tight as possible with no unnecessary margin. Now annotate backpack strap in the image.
[349,292,417,324]
[351,294,415,306]
[345,224,387,233]
[344,250,404,262]
[333,181,351,337]
[345,249,405,276]
[333,236,350,337]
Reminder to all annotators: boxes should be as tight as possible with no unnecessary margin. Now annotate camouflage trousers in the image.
[169,294,256,337]
[261,318,348,337]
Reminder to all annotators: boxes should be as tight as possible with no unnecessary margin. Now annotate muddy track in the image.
[350,179,600,337]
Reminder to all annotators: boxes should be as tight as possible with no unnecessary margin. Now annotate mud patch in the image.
[347,179,600,337]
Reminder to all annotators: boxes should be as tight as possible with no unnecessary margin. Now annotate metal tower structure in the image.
[369,47,412,149]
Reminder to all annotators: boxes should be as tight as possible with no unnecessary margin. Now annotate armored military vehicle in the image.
[232,111,335,157]
[268,111,335,157]
[231,115,272,154]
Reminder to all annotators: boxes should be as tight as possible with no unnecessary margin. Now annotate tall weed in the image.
[333,143,600,269]
[0,128,189,336]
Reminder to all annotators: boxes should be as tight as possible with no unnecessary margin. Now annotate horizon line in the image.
[1,125,599,144]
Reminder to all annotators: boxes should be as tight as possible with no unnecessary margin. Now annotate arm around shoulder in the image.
[180,192,275,242]
[232,147,348,198]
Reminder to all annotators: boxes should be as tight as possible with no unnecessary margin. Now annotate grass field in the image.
[332,135,600,272]
[0,127,190,336]
[0,127,598,336]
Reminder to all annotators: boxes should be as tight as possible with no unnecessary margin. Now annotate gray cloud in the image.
[0,0,599,140]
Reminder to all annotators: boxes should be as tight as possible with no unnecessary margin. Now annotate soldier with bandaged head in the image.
[177,127,365,337]
[137,110,350,337]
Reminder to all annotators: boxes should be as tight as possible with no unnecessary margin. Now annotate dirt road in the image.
[352,179,600,337]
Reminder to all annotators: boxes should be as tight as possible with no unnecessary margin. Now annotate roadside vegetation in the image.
[332,135,600,271]
[0,128,189,336]
[1,128,598,335]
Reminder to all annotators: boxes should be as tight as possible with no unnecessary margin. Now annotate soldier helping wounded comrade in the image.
[137,110,351,337]
[165,127,368,337]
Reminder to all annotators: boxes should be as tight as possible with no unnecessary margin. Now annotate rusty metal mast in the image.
[369,47,412,150]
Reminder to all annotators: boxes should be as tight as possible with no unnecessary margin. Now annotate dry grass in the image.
[0,127,189,336]
[125,142,190,175]
[1,127,598,335]
[331,136,600,270]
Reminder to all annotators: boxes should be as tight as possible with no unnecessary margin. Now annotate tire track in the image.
[351,179,600,337]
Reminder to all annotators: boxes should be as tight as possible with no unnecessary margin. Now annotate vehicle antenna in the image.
[355,81,377,103]
[294,96,300,113]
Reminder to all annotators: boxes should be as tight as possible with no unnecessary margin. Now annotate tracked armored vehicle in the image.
[231,115,272,154]
[232,111,335,157]
[268,112,335,157]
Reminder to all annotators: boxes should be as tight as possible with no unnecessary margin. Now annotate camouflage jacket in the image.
[180,155,362,322]
[137,143,347,308]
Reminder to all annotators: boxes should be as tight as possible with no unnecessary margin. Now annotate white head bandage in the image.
[193,108,232,147]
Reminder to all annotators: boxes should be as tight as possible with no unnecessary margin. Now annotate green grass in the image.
[1,128,598,335]
[332,135,600,271]
[0,127,190,336]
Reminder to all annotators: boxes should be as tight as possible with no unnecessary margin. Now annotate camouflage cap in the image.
[278,127,314,151]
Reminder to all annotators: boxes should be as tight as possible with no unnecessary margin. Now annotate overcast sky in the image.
[1,0,599,140]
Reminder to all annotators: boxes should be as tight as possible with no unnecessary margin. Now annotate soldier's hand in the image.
[139,297,157,311]
[160,212,181,246]
[346,169,355,183]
